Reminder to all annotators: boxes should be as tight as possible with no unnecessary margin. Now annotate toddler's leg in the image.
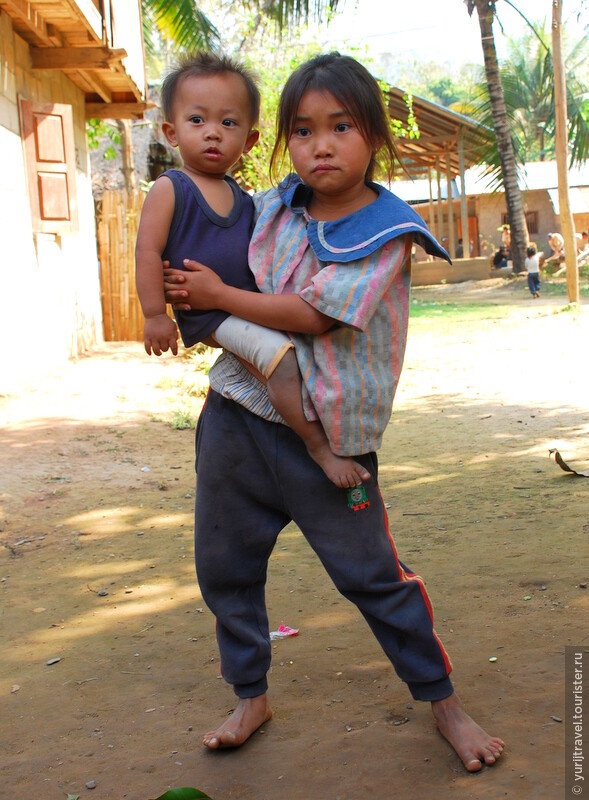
[267,350,370,489]
[213,317,370,489]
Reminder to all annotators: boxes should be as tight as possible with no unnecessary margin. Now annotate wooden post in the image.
[446,154,455,260]
[458,131,469,258]
[428,166,435,248]
[436,157,443,244]
[552,0,580,305]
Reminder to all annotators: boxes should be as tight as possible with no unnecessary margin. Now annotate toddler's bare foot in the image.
[432,693,504,772]
[306,440,370,488]
[203,695,272,750]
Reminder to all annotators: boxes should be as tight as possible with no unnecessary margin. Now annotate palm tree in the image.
[465,0,529,273]
[462,23,589,189]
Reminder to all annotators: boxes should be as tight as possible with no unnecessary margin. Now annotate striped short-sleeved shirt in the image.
[209,175,449,456]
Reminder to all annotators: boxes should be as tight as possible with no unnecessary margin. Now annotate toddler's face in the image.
[163,73,258,177]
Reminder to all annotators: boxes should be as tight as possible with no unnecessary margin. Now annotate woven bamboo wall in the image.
[97,189,145,341]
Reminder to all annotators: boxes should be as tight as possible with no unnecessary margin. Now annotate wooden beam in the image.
[31,46,127,70]
[79,71,112,104]
[62,0,103,41]
[45,23,64,47]
[0,0,51,45]
[85,102,150,120]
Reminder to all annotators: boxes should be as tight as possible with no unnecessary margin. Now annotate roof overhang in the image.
[1,0,149,119]
[547,187,589,215]
[386,88,493,178]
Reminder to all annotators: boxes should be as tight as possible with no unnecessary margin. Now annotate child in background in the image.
[525,243,541,298]
[135,52,369,489]
[164,52,504,773]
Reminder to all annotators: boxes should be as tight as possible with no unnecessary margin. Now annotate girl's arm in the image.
[136,178,179,355]
[164,259,334,334]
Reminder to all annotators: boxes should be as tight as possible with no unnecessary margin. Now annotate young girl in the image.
[136,52,368,490]
[164,52,504,773]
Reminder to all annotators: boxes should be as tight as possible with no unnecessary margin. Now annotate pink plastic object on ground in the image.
[269,623,300,640]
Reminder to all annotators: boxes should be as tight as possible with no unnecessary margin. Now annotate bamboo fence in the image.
[97,189,145,341]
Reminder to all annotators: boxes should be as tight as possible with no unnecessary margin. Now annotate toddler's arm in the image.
[164,259,332,334]
[136,178,179,356]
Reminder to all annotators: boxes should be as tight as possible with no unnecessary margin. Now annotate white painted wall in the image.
[0,11,103,393]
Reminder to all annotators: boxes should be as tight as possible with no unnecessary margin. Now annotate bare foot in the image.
[306,440,371,489]
[431,693,504,772]
[203,695,272,750]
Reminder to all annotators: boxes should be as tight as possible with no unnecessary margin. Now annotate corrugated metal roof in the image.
[387,87,493,177]
[547,187,589,214]
[391,160,589,203]
[464,161,589,194]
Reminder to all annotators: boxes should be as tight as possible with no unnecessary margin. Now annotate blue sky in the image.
[317,0,589,68]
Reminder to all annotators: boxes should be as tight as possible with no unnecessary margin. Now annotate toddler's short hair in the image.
[161,52,260,126]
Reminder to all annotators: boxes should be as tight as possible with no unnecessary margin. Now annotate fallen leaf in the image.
[548,449,589,477]
[151,789,213,800]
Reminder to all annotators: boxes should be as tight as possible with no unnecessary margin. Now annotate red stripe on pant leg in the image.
[377,484,453,676]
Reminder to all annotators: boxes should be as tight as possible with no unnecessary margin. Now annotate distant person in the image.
[492,245,509,268]
[455,238,464,259]
[579,231,589,265]
[576,231,588,254]
[501,224,511,249]
[525,244,541,298]
[547,232,564,262]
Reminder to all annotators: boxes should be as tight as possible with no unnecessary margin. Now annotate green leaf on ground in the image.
[152,789,213,800]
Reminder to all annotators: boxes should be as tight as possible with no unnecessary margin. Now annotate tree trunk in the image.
[552,0,580,305]
[472,0,528,273]
[116,119,136,199]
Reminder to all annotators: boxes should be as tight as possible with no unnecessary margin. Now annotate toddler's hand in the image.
[143,314,178,356]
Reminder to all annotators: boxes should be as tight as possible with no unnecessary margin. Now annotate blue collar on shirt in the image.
[278,174,451,264]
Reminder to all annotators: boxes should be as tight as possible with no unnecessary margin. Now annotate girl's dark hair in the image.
[161,52,260,126]
[270,52,400,184]
[527,244,538,257]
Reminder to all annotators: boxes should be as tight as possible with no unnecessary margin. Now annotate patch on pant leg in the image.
[347,485,370,511]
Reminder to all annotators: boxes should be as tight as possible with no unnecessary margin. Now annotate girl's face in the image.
[287,89,375,200]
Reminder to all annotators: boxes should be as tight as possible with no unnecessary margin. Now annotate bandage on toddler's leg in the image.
[212,316,293,379]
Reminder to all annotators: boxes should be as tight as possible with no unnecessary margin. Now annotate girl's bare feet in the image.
[203,695,272,750]
[431,693,504,772]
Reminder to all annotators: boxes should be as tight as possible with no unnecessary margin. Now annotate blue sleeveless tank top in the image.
[161,169,257,347]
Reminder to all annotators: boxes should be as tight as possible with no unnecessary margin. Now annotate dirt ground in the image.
[1,278,588,800]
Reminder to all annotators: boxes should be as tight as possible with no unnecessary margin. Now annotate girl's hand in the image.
[164,259,225,311]
[163,266,190,310]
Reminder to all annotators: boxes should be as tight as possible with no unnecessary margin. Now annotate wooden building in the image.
[0,0,147,392]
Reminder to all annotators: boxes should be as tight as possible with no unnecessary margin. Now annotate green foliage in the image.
[171,409,201,429]
[86,119,121,161]
[142,0,219,59]
[152,789,213,800]
[464,20,589,189]
[257,0,339,31]
[383,59,479,111]
[409,299,509,323]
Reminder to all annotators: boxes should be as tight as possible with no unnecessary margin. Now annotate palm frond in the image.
[142,0,220,53]
[259,0,338,30]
